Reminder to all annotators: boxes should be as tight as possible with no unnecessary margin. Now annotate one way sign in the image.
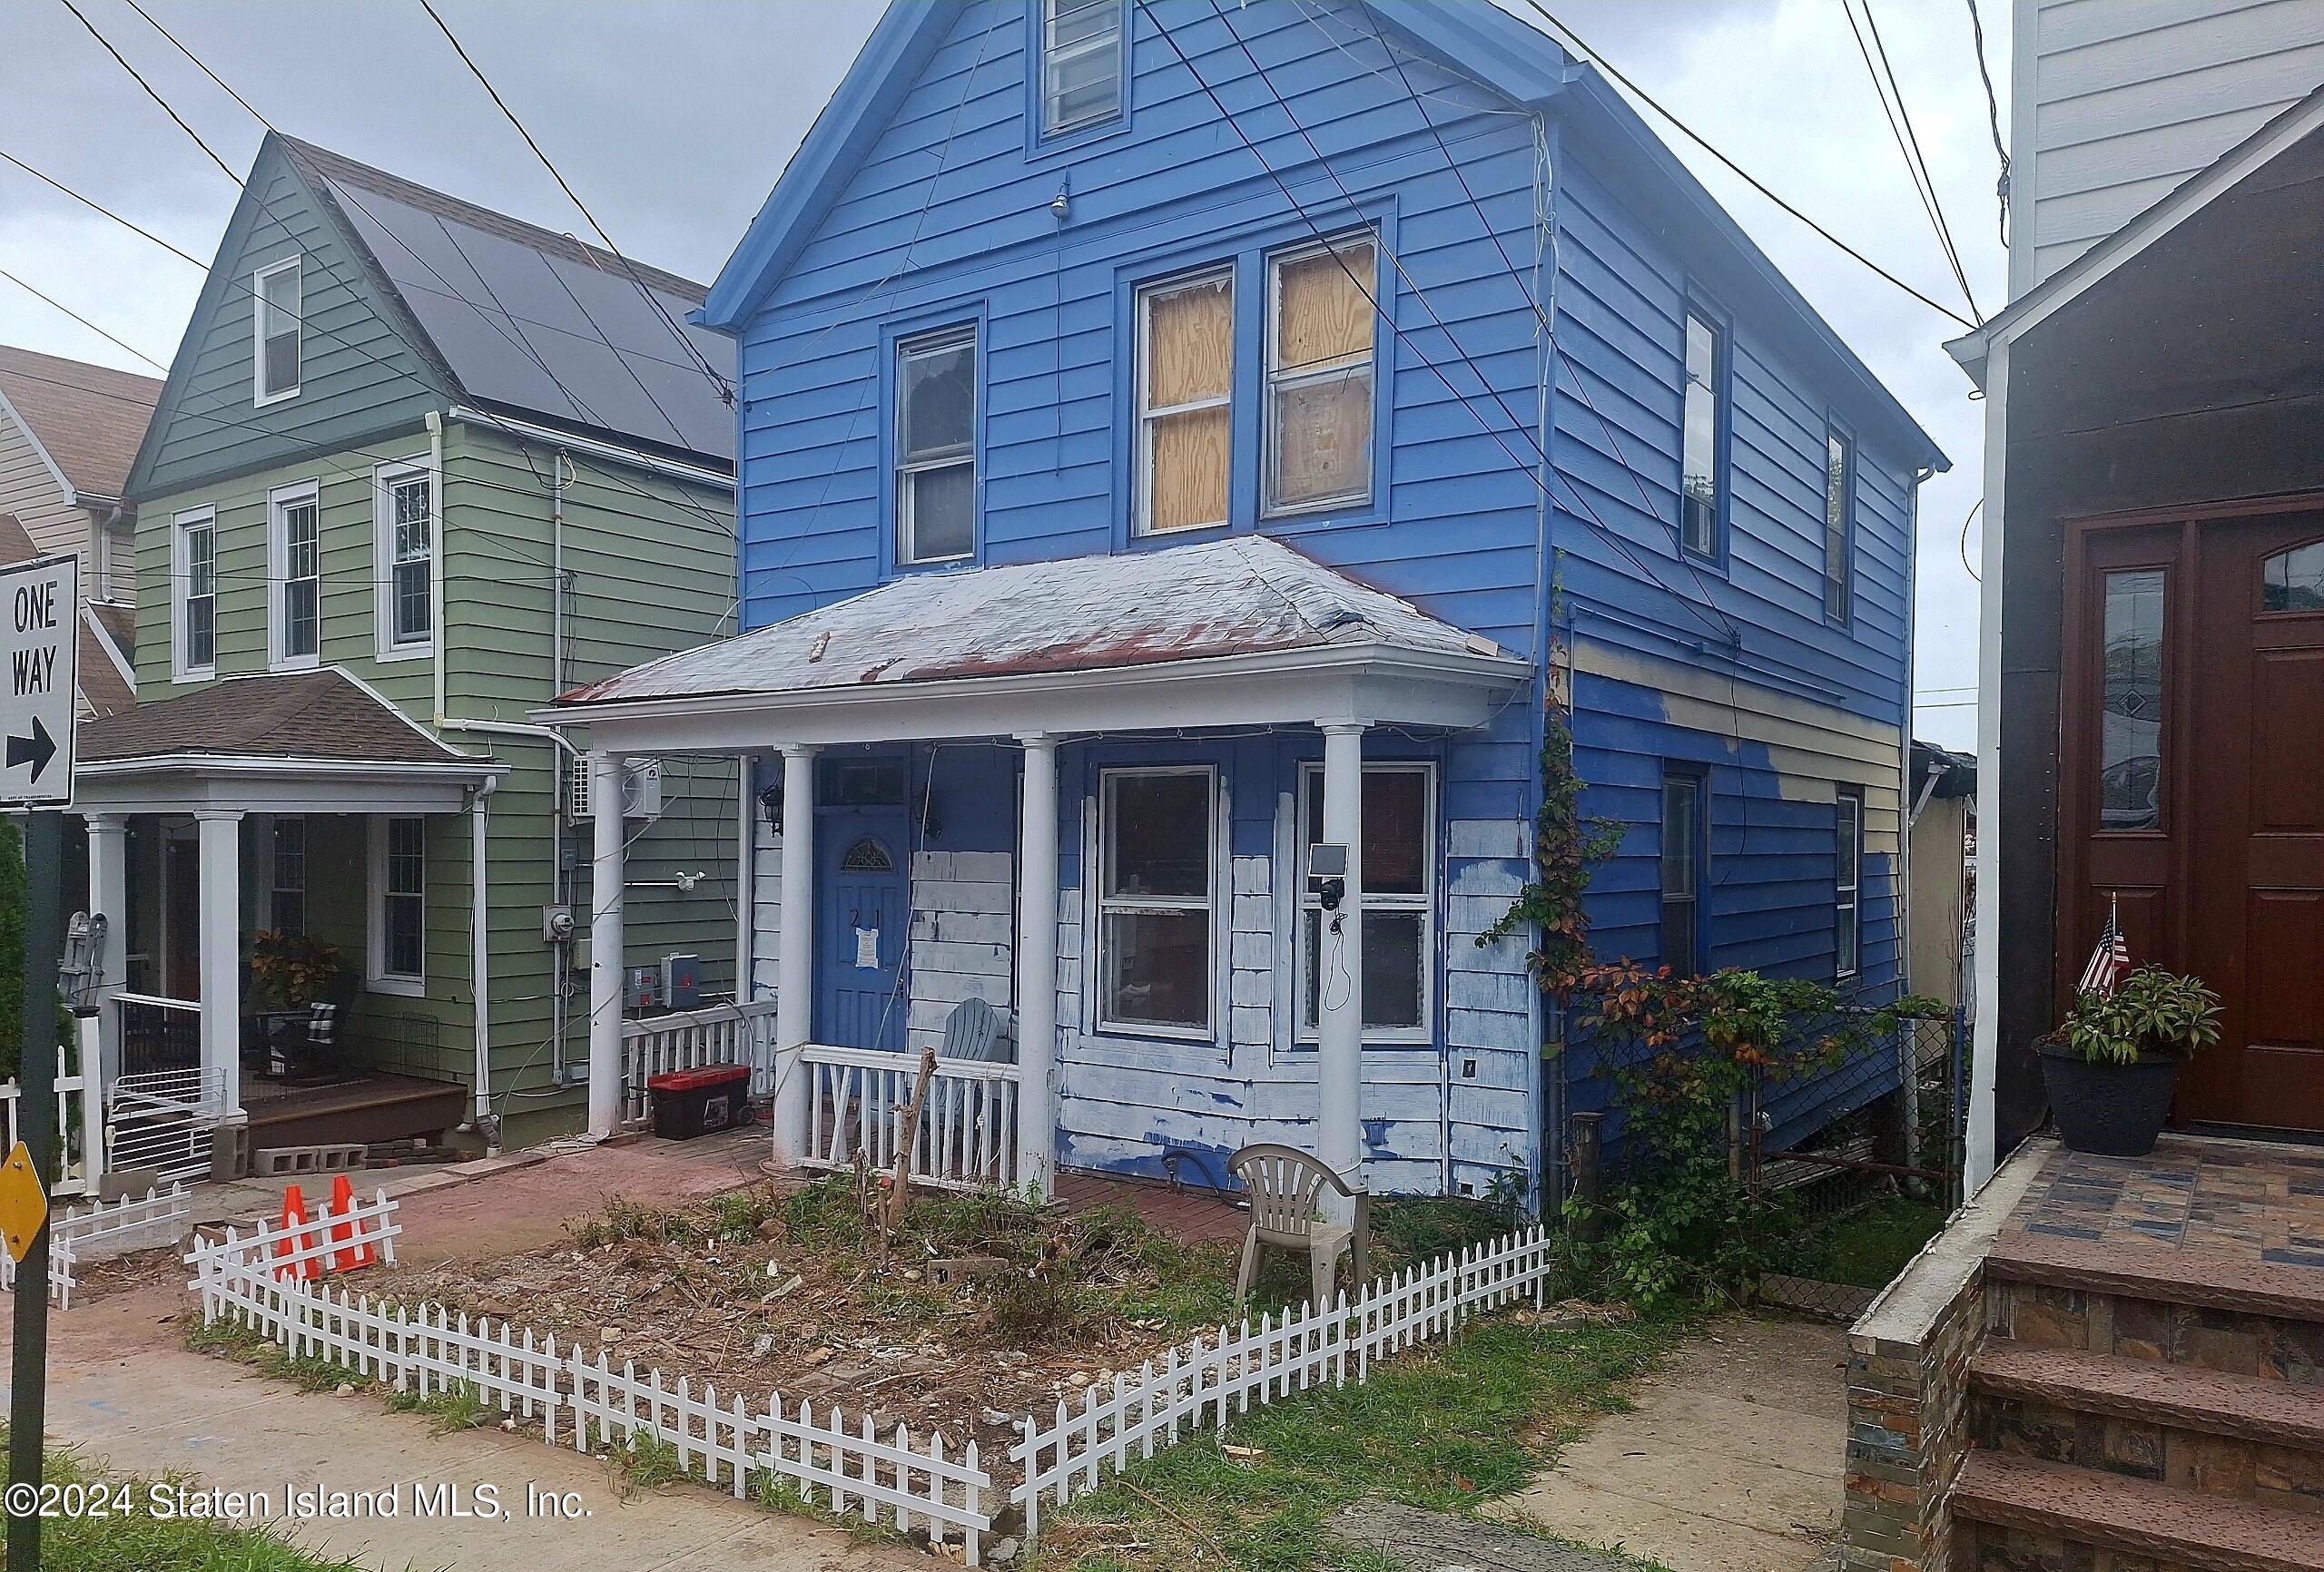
[0,555,76,808]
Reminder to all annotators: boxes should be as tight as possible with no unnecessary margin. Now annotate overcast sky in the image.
[0,0,2002,750]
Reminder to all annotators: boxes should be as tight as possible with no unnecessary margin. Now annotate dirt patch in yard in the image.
[363,1178,1256,1451]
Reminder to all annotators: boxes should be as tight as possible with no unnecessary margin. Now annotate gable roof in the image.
[79,667,469,766]
[699,0,1941,469]
[1946,81,2324,390]
[127,133,734,498]
[0,514,133,719]
[557,534,1509,707]
[0,345,162,504]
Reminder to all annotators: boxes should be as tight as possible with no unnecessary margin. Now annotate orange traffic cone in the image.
[327,1174,374,1271]
[275,1184,320,1282]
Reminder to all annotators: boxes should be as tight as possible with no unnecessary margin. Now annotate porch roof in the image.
[545,536,1532,752]
[75,668,505,815]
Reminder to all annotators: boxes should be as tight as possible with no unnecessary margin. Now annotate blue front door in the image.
[815,812,908,1053]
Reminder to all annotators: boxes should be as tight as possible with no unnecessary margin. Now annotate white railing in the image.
[187,1190,991,1561]
[0,1071,103,1199]
[0,1182,190,1308]
[1009,1223,1557,1549]
[107,1066,227,1185]
[623,997,781,1123]
[800,1044,1020,1194]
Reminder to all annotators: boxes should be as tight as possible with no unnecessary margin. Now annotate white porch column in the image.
[1013,732,1060,1201]
[194,810,245,1119]
[586,750,625,1137]
[1317,721,1367,1199]
[84,814,129,1086]
[770,744,818,1166]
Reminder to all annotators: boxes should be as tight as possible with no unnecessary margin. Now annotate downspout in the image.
[428,410,448,729]
[468,777,497,1140]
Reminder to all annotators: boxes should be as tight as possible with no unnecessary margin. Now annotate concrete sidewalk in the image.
[4,1131,921,1572]
[1488,1317,1849,1572]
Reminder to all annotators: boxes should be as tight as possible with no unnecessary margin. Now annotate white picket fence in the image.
[0,1070,105,1198]
[1009,1223,1557,1547]
[188,1189,992,1560]
[0,1182,190,1308]
[622,998,781,1123]
[800,1044,1020,1194]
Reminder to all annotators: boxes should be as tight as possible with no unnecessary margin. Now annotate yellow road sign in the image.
[0,1142,49,1263]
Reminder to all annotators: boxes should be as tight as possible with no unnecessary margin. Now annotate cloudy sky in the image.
[0,0,2003,748]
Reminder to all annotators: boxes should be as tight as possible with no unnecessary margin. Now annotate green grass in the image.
[1791,1196,1949,1290]
[1031,1315,1686,1571]
[0,1430,365,1572]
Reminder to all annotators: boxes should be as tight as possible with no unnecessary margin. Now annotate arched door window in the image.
[839,837,894,873]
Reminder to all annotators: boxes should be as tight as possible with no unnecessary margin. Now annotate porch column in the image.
[770,743,818,1166]
[586,750,625,1137]
[1317,721,1367,1200]
[84,814,129,1086]
[1014,732,1059,1201]
[193,809,245,1119]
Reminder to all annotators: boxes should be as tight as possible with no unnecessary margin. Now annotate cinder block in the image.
[251,1142,369,1177]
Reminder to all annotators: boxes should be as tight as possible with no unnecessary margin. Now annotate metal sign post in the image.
[2,552,80,1572]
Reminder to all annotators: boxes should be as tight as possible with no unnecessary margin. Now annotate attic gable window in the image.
[895,325,977,566]
[1265,233,1376,516]
[1041,0,1125,137]
[253,257,301,405]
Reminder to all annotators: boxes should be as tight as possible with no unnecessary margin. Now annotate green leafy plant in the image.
[249,929,346,1011]
[2056,967,2221,1066]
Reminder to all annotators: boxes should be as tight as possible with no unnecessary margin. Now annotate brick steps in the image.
[1953,1452,2324,1572]
[1971,1341,2324,1451]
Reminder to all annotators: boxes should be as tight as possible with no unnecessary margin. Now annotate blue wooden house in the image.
[553,0,1945,1204]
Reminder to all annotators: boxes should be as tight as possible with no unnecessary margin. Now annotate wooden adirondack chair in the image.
[1229,1142,1370,1312]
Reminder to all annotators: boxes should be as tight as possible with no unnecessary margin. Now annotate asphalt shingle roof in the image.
[81,669,472,766]
[0,345,162,501]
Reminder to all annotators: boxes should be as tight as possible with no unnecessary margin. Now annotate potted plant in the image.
[249,930,346,1013]
[2039,967,2221,1155]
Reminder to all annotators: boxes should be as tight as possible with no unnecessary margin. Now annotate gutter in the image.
[444,406,733,490]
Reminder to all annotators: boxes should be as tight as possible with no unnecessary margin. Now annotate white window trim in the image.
[171,506,216,683]
[372,456,438,662]
[1093,764,1219,1041]
[1295,760,1436,1045]
[1680,309,1724,557]
[1836,790,1863,981]
[1040,0,1125,137]
[263,814,308,936]
[251,256,301,408]
[1824,425,1855,624]
[1262,232,1378,518]
[266,480,321,672]
[367,814,426,997]
[894,326,978,567]
[1134,267,1235,537]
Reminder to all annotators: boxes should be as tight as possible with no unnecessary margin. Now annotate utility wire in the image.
[1515,0,1977,331]
[1154,0,1741,649]
[1850,0,1981,323]
[1965,0,2012,247]
[0,264,170,373]
[54,0,240,182]
[413,0,735,407]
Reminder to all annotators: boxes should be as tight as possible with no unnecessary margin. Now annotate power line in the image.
[1514,0,1978,331]
[1153,0,1742,650]
[54,0,240,182]
[1849,0,1981,323]
[1964,0,2012,248]
[413,0,735,407]
[0,264,170,372]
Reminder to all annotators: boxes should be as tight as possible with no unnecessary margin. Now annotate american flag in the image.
[2078,895,2131,997]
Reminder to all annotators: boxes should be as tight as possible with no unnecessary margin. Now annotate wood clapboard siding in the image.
[0,417,92,571]
[128,145,447,503]
[2018,0,2324,288]
[725,0,1929,1191]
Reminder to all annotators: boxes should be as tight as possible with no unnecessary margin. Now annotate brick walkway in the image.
[2002,1132,2324,1272]
[1056,1168,1248,1243]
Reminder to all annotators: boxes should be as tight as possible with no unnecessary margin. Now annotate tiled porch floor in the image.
[2001,1132,2324,1272]
[1056,1168,1249,1244]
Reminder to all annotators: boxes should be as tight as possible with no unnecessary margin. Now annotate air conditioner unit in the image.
[568,757,665,820]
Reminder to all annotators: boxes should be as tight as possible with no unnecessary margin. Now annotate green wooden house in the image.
[74,133,740,1158]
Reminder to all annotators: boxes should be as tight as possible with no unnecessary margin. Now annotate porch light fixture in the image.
[757,780,784,833]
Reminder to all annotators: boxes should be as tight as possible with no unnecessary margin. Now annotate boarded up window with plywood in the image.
[1266,235,1375,514]
[1137,270,1233,534]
